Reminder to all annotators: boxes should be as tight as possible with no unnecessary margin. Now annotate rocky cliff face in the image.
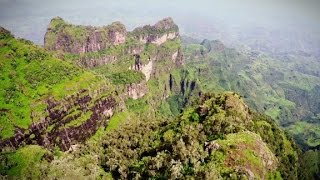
[44,17,184,103]
[0,18,185,151]
[44,17,127,54]
[0,28,119,152]
[45,17,184,77]
[45,17,179,54]
[131,17,179,45]
[0,89,117,151]
[127,81,148,100]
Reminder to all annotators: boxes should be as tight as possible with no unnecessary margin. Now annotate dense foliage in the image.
[101,93,298,179]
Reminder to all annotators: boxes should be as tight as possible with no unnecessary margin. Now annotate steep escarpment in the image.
[0,27,118,151]
[44,17,126,53]
[45,17,184,105]
[0,20,302,179]
[0,17,186,153]
[0,92,116,151]
[45,17,179,54]
[45,17,183,69]
[130,17,179,45]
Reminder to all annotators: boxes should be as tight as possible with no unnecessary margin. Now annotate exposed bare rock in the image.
[174,48,184,66]
[139,32,179,45]
[172,51,179,61]
[44,17,127,54]
[154,17,177,30]
[140,60,153,81]
[129,58,153,82]
[127,81,148,100]
[131,17,179,45]
[0,89,117,151]
[109,29,126,45]
[44,17,184,73]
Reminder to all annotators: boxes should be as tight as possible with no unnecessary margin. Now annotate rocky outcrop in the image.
[140,60,153,81]
[44,17,180,54]
[44,17,127,54]
[138,32,179,45]
[0,89,117,151]
[43,17,185,106]
[131,17,179,45]
[44,17,184,77]
[129,59,153,82]
[173,48,184,66]
[127,81,148,99]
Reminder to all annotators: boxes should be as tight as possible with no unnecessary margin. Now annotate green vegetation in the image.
[0,93,300,179]
[299,150,320,180]
[98,93,298,179]
[0,17,316,179]
[0,31,80,138]
[265,107,281,120]
[64,111,92,128]
[105,112,130,132]
[287,121,320,149]
[213,131,278,179]
[182,39,320,150]
[130,17,179,38]
[0,28,118,140]
[0,145,49,178]
[110,70,145,85]
[45,17,126,53]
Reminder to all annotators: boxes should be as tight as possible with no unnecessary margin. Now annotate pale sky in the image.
[0,0,319,54]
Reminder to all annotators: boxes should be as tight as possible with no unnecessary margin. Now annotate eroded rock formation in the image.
[131,17,179,45]
[127,81,148,100]
[44,17,127,54]
[0,89,117,151]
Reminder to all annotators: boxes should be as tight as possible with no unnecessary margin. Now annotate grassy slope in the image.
[0,28,115,140]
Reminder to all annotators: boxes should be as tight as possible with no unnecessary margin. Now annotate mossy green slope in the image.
[0,27,117,149]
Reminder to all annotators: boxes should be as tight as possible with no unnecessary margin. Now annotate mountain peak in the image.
[47,16,68,31]
[0,27,13,39]
[45,17,181,53]
[154,17,178,31]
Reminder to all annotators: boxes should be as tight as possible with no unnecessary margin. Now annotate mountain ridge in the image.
[0,17,313,179]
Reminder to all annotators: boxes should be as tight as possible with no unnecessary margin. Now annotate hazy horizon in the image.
[0,0,319,55]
